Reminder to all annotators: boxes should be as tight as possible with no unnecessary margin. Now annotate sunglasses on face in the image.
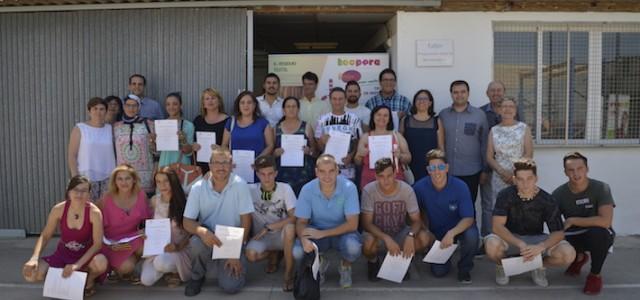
[427,164,447,172]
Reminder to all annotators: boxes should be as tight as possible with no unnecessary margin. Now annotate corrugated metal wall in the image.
[0,8,247,233]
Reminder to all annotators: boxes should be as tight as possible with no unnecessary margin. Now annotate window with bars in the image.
[494,23,640,144]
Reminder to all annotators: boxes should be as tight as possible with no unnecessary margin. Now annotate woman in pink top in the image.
[141,168,191,287]
[22,175,108,297]
[98,164,152,282]
[354,105,411,189]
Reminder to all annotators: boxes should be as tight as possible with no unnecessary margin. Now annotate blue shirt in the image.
[413,175,474,240]
[364,90,411,114]
[184,173,255,231]
[139,97,166,120]
[438,104,489,176]
[295,176,360,230]
[225,117,269,155]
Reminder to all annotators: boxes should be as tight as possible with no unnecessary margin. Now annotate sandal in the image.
[121,274,142,285]
[84,285,96,297]
[165,273,181,288]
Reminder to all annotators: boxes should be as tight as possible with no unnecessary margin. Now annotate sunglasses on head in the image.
[427,164,447,172]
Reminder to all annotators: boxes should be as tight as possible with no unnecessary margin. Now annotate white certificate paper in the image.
[368,135,393,169]
[43,267,87,300]
[212,225,245,260]
[501,254,543,277]
[377,252,413,283]
[324,131,351,165]
[232,150,255,183]
[102,234,143,246]
[142,218,172,257]
[155,119,179,151]
[196,131,216,163]
[281,134,306,167]
[392,111,400,132]
[423,241,458,264]
[311,242,320,280]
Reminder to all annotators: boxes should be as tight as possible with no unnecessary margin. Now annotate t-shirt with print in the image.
[315,112,362,178]
[552,179,615,232]
[361,180,419,237]
[248,182,297,234]
[493,185,563,236]
[345,105,371,130]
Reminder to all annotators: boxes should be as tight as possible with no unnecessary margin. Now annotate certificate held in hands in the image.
[155,119,179,151]
[324,131,351,165]
[196,131,216,163]
[43,267,87,300]
[143,218,172,257]
[212,225,245,260]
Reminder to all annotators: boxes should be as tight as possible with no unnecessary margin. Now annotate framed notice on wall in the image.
[416,39,454,67]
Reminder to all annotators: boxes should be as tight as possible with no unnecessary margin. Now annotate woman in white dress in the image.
[486,98,533,198]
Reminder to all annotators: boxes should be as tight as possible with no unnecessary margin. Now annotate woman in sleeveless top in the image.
[399,89,445,182]
[141,168,191,287]
[487,98,533,198]
[113,95,156,195]
[158,92,195,168]
[355,105,411,189]
[192,88,228,174]
[98,164,152,283]
[68,97,116,201]
[222,91,275,183]
[273,97,317,196]
[22,176,108,297]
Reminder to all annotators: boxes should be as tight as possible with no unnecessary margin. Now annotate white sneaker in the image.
[495,265,509,285]
[319,255,329,285]
[531,267,549,287]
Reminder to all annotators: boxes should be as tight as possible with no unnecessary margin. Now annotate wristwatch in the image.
[407,231,415,238]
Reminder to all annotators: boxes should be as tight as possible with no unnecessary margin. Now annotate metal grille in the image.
[0,8,247,233]
[494,22,640,145]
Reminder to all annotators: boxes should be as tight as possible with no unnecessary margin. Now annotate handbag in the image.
[168,120,203,194]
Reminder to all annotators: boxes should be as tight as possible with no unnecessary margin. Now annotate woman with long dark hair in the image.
[23,175,108,297]
[140,168,191,287]
[105,95,123,124]
[158,92,195,168]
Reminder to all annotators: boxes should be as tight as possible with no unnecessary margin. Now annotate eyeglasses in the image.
[426,164,447,172]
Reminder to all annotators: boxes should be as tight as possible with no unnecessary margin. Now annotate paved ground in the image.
[2,236,640,299]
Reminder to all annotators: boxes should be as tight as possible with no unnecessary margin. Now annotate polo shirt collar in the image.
[448,103,471,113]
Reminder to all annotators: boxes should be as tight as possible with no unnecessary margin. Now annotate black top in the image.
[193,115,228,173]
[493,186,563,236]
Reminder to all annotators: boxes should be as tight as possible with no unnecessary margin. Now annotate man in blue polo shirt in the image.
[293,154,361,288]
[413,149,479,283]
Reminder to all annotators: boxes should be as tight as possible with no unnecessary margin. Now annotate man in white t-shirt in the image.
[345,80,371,133]
[257,73,284,127]
[315,87,362,181]
[245,155,297,291]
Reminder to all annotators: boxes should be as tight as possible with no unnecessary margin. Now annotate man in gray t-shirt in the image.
[361,158,431,281]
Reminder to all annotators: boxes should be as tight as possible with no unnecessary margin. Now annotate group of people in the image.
[22,70,615,297]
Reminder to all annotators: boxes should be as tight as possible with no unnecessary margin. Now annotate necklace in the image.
[518,187,540,201]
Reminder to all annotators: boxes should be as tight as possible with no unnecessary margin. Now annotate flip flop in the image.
[84,285,96,297]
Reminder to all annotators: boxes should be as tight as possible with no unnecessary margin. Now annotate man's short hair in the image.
[129,74,146,85]
[254,155,277,171]
[329,87,346,99]
[514,158,537,176]
[302,71,319,84]
[426,149,447,165]
[345,80,360,90]
[316,154,338,167]
[374,157,395,175]
[378,68,397,82]
[563,151,588,168]
[264,73,280,84]
[449,80,470,93]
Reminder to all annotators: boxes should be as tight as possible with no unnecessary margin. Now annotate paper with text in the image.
[196,131,216,163]
[231,150,255,183]
[377,252,413,283]
[324,131,351,165]
[423,241,458,264]
[281,134,305,167]
[43,267,87,300]
[368,135,393,169]
[501,254,543,277]
[155,119,179,151]
[212,225,245,260]
[142,218,172,257]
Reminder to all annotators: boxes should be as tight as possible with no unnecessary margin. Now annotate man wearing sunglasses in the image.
[413,149,479,284]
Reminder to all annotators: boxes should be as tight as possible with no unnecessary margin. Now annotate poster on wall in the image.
[605,94,631,139]
[268,53,389,105]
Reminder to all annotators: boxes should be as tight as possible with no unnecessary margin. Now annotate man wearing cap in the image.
[128,73,166,120]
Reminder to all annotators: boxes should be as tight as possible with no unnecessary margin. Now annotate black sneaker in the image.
[184,277,205,297]
[458,272,472,284]
[367,259,381,282]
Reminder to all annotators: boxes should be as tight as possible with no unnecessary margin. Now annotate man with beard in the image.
[344,80,371,133]
[257,73,284,127]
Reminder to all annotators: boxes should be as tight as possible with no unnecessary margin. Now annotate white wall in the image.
[394,11,640,235]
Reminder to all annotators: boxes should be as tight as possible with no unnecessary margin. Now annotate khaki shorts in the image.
[246,230,285,254]
[484,233,570,257]
[363,226,412,250]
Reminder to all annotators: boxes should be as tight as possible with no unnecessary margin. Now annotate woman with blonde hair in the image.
[192,88,228,173]
[22,175,108,297]
[98,164,152,283]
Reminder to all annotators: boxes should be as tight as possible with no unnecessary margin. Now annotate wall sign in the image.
[416,39,454,67]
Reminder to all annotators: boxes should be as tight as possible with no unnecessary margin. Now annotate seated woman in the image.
[140,168,191,287]
[354,105,411,190]
[98,164,152,283]
[22,175,108,297]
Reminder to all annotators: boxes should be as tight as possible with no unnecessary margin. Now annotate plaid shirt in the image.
[364,90,411,114]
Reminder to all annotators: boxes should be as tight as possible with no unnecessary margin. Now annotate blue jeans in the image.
[430,225,479,277]
[293,231,362,263]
